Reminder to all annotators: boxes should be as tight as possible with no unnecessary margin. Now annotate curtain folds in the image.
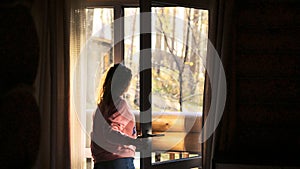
[32,0,70,168]
[202,0,236,168]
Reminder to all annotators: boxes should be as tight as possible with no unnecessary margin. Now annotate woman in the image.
[91,63,144,169]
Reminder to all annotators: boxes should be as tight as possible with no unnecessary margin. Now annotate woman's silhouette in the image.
[91,63,145,169]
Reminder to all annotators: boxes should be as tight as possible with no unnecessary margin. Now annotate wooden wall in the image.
[214,0,300,167]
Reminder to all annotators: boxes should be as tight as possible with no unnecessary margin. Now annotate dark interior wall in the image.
[0,3,41,169]
[214,0,300,167]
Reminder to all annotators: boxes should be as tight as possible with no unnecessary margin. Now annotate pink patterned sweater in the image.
[91,99,137,163]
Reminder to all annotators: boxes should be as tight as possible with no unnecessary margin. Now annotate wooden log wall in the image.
[214,0,300,166]
[134,112,202,153]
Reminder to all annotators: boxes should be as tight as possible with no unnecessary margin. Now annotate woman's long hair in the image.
[98,63,132,119]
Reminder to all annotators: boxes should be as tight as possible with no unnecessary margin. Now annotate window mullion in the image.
[139,0,152,167]
[113,5,124,63]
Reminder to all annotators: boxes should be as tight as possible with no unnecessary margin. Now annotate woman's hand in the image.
[132,138,150,151]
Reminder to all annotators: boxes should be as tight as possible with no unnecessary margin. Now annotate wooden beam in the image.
[85,0,139,7]
[134,112,202,132]
[152,132,201,152]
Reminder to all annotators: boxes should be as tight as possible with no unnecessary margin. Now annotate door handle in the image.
[137,133,165,138]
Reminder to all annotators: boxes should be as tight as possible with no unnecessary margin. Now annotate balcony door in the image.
[135,1,208,169]
[74,0,209,168]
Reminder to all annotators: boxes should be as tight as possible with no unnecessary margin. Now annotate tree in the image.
[156,8,192,111]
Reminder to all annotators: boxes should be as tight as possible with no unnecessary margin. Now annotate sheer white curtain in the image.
[69,1,88,168]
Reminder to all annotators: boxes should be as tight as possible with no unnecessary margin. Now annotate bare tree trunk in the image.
[171,8,176,53]
[129,9,137,67]
[155,8,163,76]
[179,8,191,111]
[130,9,140,107]
[156,8,192,112]
[190,9,199,74]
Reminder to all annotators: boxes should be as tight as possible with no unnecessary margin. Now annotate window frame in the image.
[83,1,210,169]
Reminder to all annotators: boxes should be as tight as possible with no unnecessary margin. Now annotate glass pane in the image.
[85,8,114,168]
[124,8,141,169]
[124,6,208,168]
[124,8,140,113]
[151,7,208,164]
